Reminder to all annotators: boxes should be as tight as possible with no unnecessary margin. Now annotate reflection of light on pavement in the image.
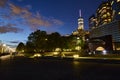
[0,55,11,60]
[73,61,80,65]
[73,61,80,72]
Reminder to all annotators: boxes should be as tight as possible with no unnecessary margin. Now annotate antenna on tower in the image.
[79,9,81,17]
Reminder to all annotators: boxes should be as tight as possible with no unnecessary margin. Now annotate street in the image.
[0,56,120,80]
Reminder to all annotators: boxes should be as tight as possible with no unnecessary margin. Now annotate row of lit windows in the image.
[102,6,111,10]
[78,18,83,21]
[107,12,111,16]
[98,6,112,14]
[101,14,111,18]
[102,14,107,18]
[103,19,111,22]
[101,9,107,14]
[90,0,120,28]
[91,19,96,22]
[98,11,111,18]
[100,9,112,15]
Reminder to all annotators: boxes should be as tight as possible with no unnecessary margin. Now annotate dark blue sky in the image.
[0,0,106,48]
[10,0,105,34]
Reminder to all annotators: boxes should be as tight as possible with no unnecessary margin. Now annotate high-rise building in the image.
[72,10,89,51]
[111,0,120,20]
[89,0,120,50]
[96,1,113,26]
[78,10,84,30]
[72,10,84,35]
[89,0,120,30]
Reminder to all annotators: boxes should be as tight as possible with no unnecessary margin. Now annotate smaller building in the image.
[89,15,97,30]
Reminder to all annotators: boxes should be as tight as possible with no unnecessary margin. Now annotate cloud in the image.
[0,24,23,33]
[9,3,26,15]
[7,44,17,48]
[9,3,64,30]
[0,2,64,32]
[50,18,64,25]
[26,13,52,30]
[8,40,20,44]
[25,5,32,9]
[0,0,8,7]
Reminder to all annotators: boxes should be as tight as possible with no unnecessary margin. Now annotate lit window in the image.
[107,7,110,9]
[102,9,106,13]
[107,12,110,16]
[102,14,107,18]
[117,0,120,2]
[108,19,111,22]
[103,7,106,9]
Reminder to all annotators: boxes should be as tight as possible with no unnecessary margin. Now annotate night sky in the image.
[0,0,106,48]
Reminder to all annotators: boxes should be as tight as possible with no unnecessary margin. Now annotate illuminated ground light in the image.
[102,50,107,55]
[53,52,59,55]
[73,54,79,58]
[30,53,42,58]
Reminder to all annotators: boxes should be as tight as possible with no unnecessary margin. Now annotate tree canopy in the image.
[25,30,75,53]
[16,29,87,53]
[16,42,25,52]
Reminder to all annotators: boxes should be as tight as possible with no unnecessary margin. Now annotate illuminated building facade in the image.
[111,0,120,20]
[78,10,84,30]
[72,10,84,35]
[89,15,97,30]
[96,1,113,26]
[72,10,90,51]
[89,0,120,50]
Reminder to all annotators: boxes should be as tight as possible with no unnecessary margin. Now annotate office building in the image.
[89,0,120,50]
[72,10,84,35]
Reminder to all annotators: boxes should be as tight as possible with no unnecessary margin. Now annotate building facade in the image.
[96,1,113,26]
[89,15,97,30]
[78,10,84,30]
[89,0,120,51]
[73,10,84,35]
[111,0,120,20]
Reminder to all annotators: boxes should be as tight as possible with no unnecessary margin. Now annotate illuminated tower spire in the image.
[78,9,84,30]
[79,9,81,17]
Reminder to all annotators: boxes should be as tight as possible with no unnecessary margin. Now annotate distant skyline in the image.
[0,0,106,48]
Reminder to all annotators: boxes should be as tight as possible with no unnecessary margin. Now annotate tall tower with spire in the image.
[78,10,84,30]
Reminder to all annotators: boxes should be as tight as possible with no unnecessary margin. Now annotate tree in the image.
[47,32,61,51]
[78,29,87,50]
[16,42,25,52]
[25,41,35,53]
[59,36,72,51]
[26,29,78,52]
[27,30,47,52]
